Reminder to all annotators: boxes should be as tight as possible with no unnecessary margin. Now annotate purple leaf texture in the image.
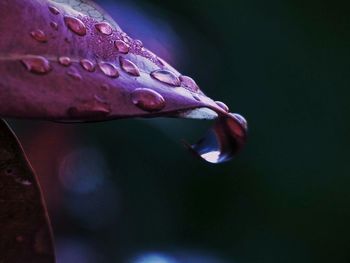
[0,119,55,263]
[0,0,247,163]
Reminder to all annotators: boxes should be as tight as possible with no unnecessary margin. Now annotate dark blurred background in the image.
[8,0,350,262]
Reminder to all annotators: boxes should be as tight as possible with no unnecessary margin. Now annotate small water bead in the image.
[67,100,111,118]
[80,59,95,72]
[215,101,229,112]
[150,69,180,86]
[21,55,51,74]
[30,29,48,43]
[95,22,113,35]
[179,75,199,92]
[50,21,58,30]
[58,56,71,66]
[64,16,87,36]
[67,67,82,80]
[119,57,140,76]
[101,83,110,91]
[232,113,248,130]
[131,88,165,112]
[134,39,143,48]
[48,6,60,15]
[98,62,119,78]
[114,40,129,54]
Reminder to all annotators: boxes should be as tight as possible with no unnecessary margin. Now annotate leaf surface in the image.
[0,0,247,163]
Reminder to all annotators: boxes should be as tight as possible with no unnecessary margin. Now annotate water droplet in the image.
[64,37,71,43]
[119,57,140,76]
[64,16,87,36]
[67,68,82,80]
[134,39,143,49]
[131,88,165,112]
[179,75,199,92]
[49,6,60,15]
[58,56,71,66]
[114,40,129,54]
[30,29,48,43]
[67,100,111,119]
[98,62,119,78]
[50,21,58,30]
[215,101,229,112]
[150,69,180,86]
[21,55,51,74]
[94,22,113,35]
[193,94,201,101]
[80,59,95,72]
[231,113,248,130]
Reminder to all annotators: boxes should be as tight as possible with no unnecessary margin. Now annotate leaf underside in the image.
[0,119,55,263]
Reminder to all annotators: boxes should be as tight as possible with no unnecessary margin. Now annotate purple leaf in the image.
[0,0,247,163]
[0,119,55,262]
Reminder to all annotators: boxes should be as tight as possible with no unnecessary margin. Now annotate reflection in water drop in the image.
[151,70,180,86]
[64,16,87,36]
[94,22,113,35]
[58,56,71,66]
[67,67,82,80]
[231,113,248,131]
[131,88,165,112]
[50,21,58,30]
[98,62,119,78]
[132,253,176,263]
[21,55,51,74]
[119,57,140,76]
[48,6,60,15]
[30,29,48,43]
[80,59,95,72]
[179,75,199,92]
[114,40,129,54]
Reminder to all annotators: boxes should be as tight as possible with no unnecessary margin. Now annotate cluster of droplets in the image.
[21,4,231,114]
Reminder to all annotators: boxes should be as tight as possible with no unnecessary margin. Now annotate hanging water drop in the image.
[114,40,129,54]
[98,62,119,78]
[80,59,95,72]
[95,22,113,35]
[131,88,165,112]
[21,56,51,74]
[179,75,199,92]
[30,29,48,43]
[64,16,87,36]
[150,69,180,86]
[119,57,140,76]
[67,100,111,119]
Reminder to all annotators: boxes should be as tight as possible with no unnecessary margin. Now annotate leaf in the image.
[0,119,55,263]
[0,0,247,163]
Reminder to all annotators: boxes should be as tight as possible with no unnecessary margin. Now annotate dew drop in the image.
[231,113,248,131]
[64,16,87,36]
[58,56,71,66]
[21,55,51,74]
[215,101,229,112]
[80,59,95,72]
[134,39,143,49]
[67,67,82,80]
[50,21,58,30]
[30,29,48,43]
[119,57,140,76]
[114,40,129,54]
[49,6,60,15]
[179,75,199,92]
[150,69,180,86]
[131,88,165,112]
[67,100,111,119]
[95,22,113,35]
[101,84,110,91]
[98,62,119,78]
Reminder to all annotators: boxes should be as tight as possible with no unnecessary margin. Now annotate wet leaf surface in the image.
[0,119,55,263]
[0,0,247,163]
